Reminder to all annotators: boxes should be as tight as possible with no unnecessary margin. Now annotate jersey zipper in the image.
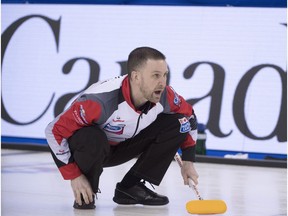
[130,101,151,139]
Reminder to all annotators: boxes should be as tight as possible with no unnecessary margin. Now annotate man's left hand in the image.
[181,161,199,185]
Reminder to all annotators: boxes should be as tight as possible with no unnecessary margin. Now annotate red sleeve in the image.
[59,162,82,180]
[49,99,102,180]
[165,86,194,117]
[165,86,197,149]
[52,100,102,144]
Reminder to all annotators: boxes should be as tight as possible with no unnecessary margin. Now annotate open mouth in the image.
[154,90,162,96]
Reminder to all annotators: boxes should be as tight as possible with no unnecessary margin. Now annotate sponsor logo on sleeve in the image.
[56,149,70,155]
[178,117,191,133]
[79,105,89,124]
[169,86,181,106]
[73,104,89,125]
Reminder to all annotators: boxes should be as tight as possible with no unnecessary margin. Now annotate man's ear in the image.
[131,70,139,81]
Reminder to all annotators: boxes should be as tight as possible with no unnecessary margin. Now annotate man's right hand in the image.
[71,174,94,205]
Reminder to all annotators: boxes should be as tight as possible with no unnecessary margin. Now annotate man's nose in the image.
[159,76,167,87]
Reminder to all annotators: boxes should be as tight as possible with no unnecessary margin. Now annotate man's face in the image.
[137,59,168,103]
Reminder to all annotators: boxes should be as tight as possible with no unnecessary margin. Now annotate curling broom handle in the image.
[174,152,227,214]
[174,152,203,200]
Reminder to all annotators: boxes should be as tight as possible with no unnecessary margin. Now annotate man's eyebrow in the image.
[152,71,169,73]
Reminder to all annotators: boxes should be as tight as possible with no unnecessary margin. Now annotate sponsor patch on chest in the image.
[178,117,191,133]
[103,123,125,135]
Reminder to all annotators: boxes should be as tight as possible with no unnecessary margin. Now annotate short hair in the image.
[127,47,166,77]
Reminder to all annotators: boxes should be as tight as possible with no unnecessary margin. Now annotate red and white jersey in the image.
[45,75,197,180]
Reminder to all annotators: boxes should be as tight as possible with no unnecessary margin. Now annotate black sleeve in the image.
[181,146,196,162]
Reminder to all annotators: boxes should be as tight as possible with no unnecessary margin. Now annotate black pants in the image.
[68,113,188,193]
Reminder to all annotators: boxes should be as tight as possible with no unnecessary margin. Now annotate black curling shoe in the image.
[73,195,95,209]
[113,181,169,206]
